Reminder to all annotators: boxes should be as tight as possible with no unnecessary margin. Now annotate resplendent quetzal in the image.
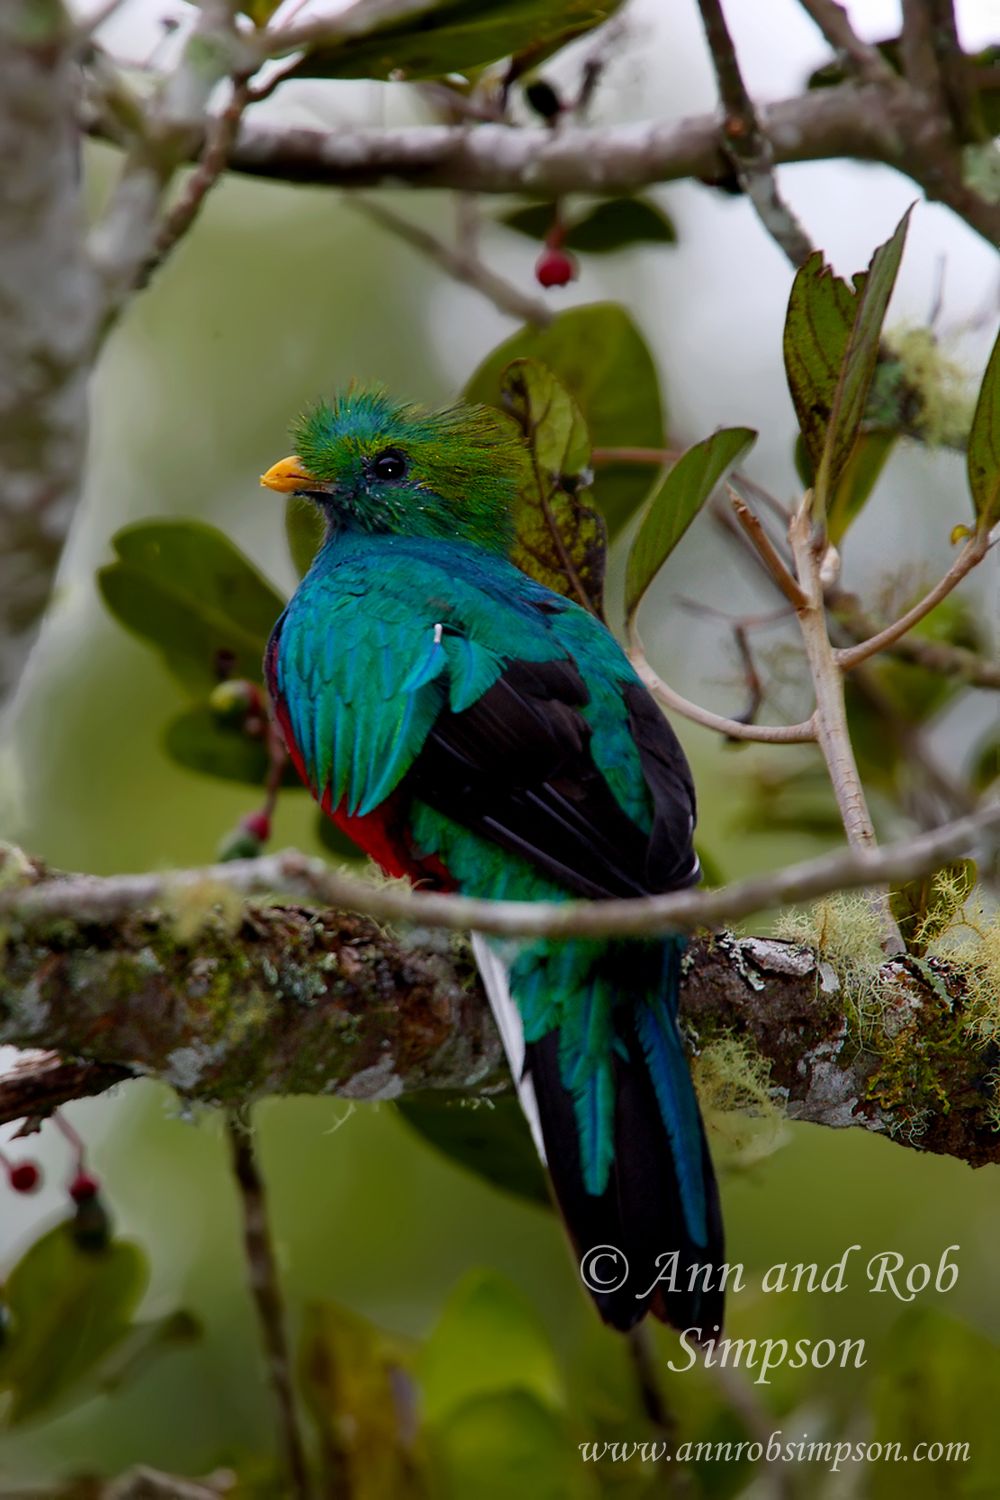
[261,388,723,1333]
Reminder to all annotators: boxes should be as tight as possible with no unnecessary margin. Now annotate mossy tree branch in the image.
[2,854,998,1169]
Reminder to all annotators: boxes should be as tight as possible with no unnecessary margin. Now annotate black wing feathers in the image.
[406,655,697,901]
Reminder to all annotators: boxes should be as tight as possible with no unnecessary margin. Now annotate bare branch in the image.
[795,0,898,87]
[226,1117,313,1500]
[628,624,817,744]
[696,0,814,266]
[2,803,996,944]
[830,590,1000,689]
[787,502,903,951]
[727,488,809,608]
[348,195,552,327]
[836,531,992,672]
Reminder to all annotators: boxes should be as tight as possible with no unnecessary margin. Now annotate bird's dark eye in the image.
[371,448,408,483]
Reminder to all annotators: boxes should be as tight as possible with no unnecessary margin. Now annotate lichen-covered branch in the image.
[2,873,998,1169]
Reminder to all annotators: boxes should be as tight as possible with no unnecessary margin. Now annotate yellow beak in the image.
[259,455,323,494]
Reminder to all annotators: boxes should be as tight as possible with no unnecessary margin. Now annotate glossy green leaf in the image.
[164,705,301,787]
[98,521,285,693]
[502,197,677,253]
[500,358,605,614]
[465,303,665,538]
[396,1095,550,1205]
[418,1270,561,1424]
[285,495,326,578]
[624,427,756,620]
[286,0,621,82]
[0,1222,147,1425]
[784,210,911,514]
[967,324,1000,529]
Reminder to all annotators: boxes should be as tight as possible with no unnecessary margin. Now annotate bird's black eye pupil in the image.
[372,448,408,482]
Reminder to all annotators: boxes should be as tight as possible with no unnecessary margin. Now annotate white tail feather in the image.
[471,932,547,1164]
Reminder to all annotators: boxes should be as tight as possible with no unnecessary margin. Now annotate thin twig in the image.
[696,0,814,266]
[348,196,552,327]
[226,1114,313,1500]
[143,75,255,285]
[592,445,681,466]
[836,531,992,671]
[830,590,1000,688]
[900,0,945,100]
[628,622,817,744]
[788,501,903,952]
[4,804,995,941]
[795,0,898,87]
[727,488,809,608]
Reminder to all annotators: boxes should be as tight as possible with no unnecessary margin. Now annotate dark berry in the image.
[525,79,562,122]
[535,247,577,288]
[9,1161,40,1193]
[69,1171,99,1203]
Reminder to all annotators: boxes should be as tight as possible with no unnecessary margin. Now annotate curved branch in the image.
[1,801,997,943]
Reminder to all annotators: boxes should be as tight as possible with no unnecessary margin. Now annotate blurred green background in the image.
[1,0,999,1494]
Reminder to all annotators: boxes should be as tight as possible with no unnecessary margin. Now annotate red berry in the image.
[69,1172,99,1203]
[535,247,577,288]
[8,1161,40,1193]
[241,810,271,843]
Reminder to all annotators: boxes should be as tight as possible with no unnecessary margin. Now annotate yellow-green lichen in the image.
[693,1033,788,1169]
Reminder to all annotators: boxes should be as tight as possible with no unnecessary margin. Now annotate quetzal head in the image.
[260,385,523,553]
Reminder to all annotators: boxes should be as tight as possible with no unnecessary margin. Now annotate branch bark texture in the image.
[2,858,998,1170]
[0,1,98,711]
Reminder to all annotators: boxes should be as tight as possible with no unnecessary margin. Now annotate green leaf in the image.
[298,1301,424,1500]
[418,1270,561,1424]
[624,427,756,620]
[870,1309,1000,1500]
[465,303,665,538]
[967,324,1000,529]
[784,210,911,515]
[430,1391,582,1500]
[286,0,621,82]
[797,428,899,544]
[502,197,677,254]
[500,358,605,613]
[0,1222,147,1425]
[98,521,285,693]
[285,495,326,578]
[396,1095,550,1205]
[163,705,300,787]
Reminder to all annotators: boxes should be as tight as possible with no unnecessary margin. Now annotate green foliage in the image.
[783,210,910,517]
[418,1270,562,1423]
[624,427,756,620]
[500,357,605,614]
[98,521,284,693]
[163,705,296,787]
[501,197,677,254]
[966,323,1000,530]
[395,1095,550,1205]
[0,1220,154,1426]
[284,0,621,82]
[870,1309,1000,1499]
[464,303,665,538]
[298,1300,424,1499]
[795,428,899,545]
